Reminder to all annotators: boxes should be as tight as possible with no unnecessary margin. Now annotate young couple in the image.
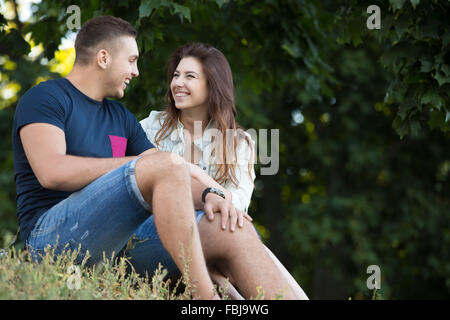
[12,16,308,300]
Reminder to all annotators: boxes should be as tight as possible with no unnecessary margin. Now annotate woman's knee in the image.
[199,216,261,260]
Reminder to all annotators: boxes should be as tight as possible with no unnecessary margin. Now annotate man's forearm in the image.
[46,154,138,191]
[49,150,210,205]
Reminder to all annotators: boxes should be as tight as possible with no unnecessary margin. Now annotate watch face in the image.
[212,188,224,196]
[210,188,225,198]
[202,187,226,204]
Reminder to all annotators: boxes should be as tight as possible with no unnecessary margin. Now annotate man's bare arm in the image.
[21,122,236,229]
[20,123,156,191]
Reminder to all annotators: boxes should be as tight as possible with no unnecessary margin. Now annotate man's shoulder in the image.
[27,78,67,94]
[16,79,71,115]
[19,78,70,105]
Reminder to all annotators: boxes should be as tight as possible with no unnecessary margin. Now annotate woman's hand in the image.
[188,161,253,231]
[203,192,253,232]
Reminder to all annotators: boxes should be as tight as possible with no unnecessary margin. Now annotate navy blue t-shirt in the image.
[12,78,154,242]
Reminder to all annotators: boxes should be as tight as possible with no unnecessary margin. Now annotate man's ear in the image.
[96,48,110,70]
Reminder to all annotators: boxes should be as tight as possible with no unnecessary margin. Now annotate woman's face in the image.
[170,57,208,111]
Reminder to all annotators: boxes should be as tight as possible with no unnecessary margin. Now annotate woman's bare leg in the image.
[208,248,309,300]
[262,245,309,299]
[198,216,299,300]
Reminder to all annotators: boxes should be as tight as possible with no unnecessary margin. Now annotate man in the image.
[13,16,224,299]
[13,16,299,300]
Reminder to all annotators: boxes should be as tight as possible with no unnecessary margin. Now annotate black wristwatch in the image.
[202,187,226,204]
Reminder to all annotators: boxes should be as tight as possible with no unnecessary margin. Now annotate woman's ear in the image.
[96,48,110,70]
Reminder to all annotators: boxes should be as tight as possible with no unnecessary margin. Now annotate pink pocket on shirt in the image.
[109,135,128,158]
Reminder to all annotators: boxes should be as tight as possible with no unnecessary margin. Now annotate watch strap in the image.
[202,187,225,204]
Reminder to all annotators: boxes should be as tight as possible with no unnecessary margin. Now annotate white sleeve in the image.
[140,110,164,148]
[223,135,256,213]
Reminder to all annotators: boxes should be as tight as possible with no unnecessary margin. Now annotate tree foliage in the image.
[338,0,450,137]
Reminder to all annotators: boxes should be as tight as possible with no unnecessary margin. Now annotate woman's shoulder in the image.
[234,129,256,162]
[140,110,167,131]
[236,129,256,148]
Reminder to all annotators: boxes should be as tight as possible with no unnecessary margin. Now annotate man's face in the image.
[103,36,139,99]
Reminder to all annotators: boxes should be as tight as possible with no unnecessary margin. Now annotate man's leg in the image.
[26,153,217,299]
[26,159,153,266]
[198,216,298,300]
[134,152,217,299]
[119,210,206,279]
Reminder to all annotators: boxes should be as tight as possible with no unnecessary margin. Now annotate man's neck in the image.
[66,66,105,102]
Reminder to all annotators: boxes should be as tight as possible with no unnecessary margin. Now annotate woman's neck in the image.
[179,108,210,139]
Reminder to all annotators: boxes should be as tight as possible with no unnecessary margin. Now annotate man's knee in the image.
[136,151,188,182]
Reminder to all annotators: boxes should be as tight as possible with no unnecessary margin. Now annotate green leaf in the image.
[419,19,440,40]
[305,75,321,94]
[428,110,450,131]
[410,0,420,9]
[139,0,161,19]
[0,29,31,56]
[439,63,450,77]
[380,45,408,68]
[398,99,416,120]
[390,0,407,10]
[215,0,228,8]
[349,18,363,46]
[43,41,58,60]
[409,119,421,136]
[419,58,433,73]
[281,41,302,58]
[428,110,445,129]
[393,115,410,138]
[434,71,450,86]
[117,0,130,7]
[171,3,191,23]
[395,15,410,39]
[420,90,443,110]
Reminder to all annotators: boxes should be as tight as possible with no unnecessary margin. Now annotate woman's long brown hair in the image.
[154,42,253,186]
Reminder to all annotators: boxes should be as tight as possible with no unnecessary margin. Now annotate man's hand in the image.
[203,193,253,232]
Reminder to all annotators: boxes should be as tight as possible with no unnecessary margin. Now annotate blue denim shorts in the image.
[26,158,205,277]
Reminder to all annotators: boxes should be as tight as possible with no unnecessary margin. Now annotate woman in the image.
[140,43,308,299]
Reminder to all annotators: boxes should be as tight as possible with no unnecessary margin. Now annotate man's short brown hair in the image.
[74,16,137,65]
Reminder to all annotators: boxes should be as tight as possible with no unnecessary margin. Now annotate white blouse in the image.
[140,110,256,213]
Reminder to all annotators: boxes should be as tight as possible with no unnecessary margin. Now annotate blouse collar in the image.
[170,117,214,149]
